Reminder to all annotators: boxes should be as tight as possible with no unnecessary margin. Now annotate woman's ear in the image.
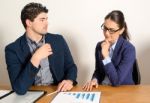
[119,27,125,35]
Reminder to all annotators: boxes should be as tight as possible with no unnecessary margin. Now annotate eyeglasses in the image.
[101,24,120,34]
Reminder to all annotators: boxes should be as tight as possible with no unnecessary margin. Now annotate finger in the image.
[101,41,107,47]
[82,83,88,90]
[68,84,73,91]
[93,80,98,88]
[45,43,50,46]
[83,82,89,91]
[49,46,52,51]
[82,83,87,89]
[61,83,68,92]
[47,46,52,51]
[43,44,49,49]
[95,83,98,88]
[101,41,106,45]
[89,82,94,91]
[105,39,109,42]
[62,84,68,92]
[93,81,98,88]
[57,81,65,92]
[47,51,53,56]
[49,52,53,55]
[46,44,52,50]
[84,85,89,91]
[87,82,92,91]
[48,49,53,53]
[105,39,111,45]
[66,83,73,91]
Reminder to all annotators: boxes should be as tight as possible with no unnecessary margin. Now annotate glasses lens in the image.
[101,24,120,34]
[109,29,116,34]
[101,24,107,31]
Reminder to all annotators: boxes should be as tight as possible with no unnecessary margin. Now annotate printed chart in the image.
[51,92,101,103]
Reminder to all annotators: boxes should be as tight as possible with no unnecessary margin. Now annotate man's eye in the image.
[40,19,45,22]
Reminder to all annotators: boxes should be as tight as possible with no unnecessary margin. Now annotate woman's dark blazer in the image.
[93,36,135,86]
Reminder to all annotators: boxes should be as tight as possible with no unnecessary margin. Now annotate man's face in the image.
[30,12,48,35]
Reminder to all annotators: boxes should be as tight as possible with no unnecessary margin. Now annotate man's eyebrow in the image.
[39,17,48,19]
[39,18,46,19]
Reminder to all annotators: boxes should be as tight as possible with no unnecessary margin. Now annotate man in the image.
[5,2,77,95]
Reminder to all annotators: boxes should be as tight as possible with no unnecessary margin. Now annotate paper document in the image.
[51,92,101,103]
[0,90,45,103]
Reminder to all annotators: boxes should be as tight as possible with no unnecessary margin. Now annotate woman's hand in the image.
[101,39,111,59]
[82,78,98,91]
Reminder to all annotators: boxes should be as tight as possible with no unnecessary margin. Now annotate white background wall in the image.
[0,0,150,86]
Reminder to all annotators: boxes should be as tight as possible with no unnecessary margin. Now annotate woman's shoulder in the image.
[96,40,104,46]
[123,38,135,49]
[118,37,136,54]
[95,40,105,51]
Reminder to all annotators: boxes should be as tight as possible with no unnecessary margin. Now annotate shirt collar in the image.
[26,33,45,45]
[111,39,118,50]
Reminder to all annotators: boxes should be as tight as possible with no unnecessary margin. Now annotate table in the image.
[1,85,150,103]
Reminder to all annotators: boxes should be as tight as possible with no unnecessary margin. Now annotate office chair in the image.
[132,59,141,85]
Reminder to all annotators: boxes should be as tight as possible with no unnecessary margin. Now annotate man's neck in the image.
[26,30,43,43]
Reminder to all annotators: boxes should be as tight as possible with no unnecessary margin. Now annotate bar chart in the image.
[51,92,101,103]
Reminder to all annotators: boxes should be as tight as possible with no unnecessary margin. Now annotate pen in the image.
[46,90,58,96]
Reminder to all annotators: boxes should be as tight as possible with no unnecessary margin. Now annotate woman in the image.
[83,10,136,91]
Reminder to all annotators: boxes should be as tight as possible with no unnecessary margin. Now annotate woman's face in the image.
[102,18,124,44]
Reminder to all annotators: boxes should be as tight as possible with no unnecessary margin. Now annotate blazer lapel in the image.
[111,36,124,62]
[20,34,31,63]
[45,34,57,80]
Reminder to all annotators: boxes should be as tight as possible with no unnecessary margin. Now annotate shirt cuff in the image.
[102,56,111,65]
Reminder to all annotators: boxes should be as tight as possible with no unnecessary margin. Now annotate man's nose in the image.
[45,21,48,25]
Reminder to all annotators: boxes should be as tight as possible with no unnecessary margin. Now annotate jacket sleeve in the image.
[5,45,39,95]
[60,36,77,85]
[92,42,105,84]
[104,43,136,86]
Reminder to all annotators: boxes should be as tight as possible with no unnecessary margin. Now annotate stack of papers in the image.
[51,92,101,103]
[0,90,45,103]
[0,90,11,99]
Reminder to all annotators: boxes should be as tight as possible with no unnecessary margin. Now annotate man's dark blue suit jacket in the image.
[93,36,135,86]
[5,33,77,94]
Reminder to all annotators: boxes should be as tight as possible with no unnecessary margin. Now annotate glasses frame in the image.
[101,24,121,34]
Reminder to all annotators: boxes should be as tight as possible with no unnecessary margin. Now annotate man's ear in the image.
[26,19,32,27]
[119,27,125,35]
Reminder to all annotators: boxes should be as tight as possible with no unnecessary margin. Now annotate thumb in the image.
[95,83,98,88]
[105,39,109,43]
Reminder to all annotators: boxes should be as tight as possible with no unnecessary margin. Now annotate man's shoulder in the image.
[5,35,25,50]
[46,33,63,38]
[45,33,64,41]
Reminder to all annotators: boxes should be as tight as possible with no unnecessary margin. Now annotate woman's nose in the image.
[104,30,110,37]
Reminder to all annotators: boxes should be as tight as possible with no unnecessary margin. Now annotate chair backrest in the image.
[132,59,141,85]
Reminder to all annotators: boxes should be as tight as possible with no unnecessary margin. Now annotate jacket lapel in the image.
[45,34,58,81]
[20,34,31,63]
[111,36,124,62]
